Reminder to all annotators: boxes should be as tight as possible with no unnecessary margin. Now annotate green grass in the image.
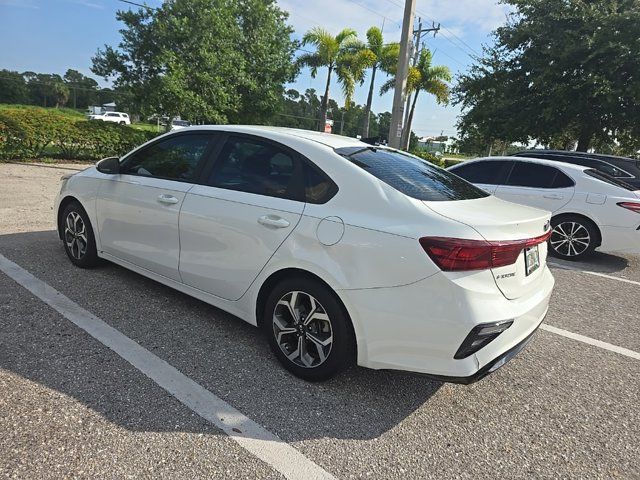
[130,122,162,133]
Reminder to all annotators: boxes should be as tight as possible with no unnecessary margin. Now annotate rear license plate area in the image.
[525,245,540,276]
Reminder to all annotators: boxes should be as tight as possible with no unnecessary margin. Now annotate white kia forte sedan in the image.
[449,156,640,260]
[55,126,554,382]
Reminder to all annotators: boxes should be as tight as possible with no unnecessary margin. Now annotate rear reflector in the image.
[617,202,640,214]
[419,231,551,272]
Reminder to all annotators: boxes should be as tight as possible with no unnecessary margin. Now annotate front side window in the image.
[207,136,302,200]
[121,134,212,181]
[336,147,488,201]
[505,162,574,189]
[450,160,511,185]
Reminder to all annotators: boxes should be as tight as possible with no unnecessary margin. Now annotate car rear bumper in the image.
[598,224,640,253]
[338,265,554,381]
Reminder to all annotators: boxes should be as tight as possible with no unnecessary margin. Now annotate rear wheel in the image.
[549,215,598,260]
[61,202,100,268]
[262,277,354,381]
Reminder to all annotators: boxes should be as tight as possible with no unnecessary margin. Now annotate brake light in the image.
[617,202,640,214]
[419,231,551,272]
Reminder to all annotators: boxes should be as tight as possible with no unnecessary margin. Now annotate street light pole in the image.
[388,0,416,149]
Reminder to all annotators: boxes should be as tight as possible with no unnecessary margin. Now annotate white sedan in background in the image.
[55,127,554,382]
[449,156,640,260]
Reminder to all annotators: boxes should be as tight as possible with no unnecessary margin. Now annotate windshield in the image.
[335,147,489,201]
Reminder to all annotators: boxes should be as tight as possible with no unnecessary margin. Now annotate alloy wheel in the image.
[272,290,333,368]
[64,211,88,260]
[550,221,590,257]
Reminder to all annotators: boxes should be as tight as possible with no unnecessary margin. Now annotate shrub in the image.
[0,105,157,160]
[409,149,444,167]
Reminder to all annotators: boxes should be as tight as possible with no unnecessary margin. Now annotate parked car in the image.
[170,119,191,131]
[88,111,131,125]
[449,156,640,260]
[56,126,554,382]
[512,150,640,189]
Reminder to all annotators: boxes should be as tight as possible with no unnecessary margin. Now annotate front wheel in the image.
[61,202,100,268]
[549,215,598,260]
[263,277,355,381]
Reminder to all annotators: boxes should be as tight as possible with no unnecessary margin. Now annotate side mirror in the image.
[96,156,120,174]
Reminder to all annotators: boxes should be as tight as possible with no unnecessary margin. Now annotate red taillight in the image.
[419,231,551,272]
[617,202,640,214]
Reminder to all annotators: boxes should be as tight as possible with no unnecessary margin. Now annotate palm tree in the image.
[381,48,451,149]
[355,27,399,138]
[298,27,358,131]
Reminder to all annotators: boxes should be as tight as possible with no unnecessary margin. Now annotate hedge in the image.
[0,106,157,160]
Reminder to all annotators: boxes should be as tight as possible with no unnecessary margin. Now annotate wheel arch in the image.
[57,195,87,240]
[255,267,358,354]
[551,212,602,247]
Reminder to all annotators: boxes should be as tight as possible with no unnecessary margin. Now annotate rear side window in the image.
[121,134,212,181]
[584,169,637,191]
[207,136,302,200]
[505,162,574,189]
[450,160,511,185]
[304,163,338,204]
[336,147,488,201]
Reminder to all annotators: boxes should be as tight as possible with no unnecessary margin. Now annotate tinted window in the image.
[207,136,301,200]
[336,147,488,201]
[584,169,637,191]
[505,162,574,188]
[516,152,633,178]
[121,134,211,181]
[304,164,338,204]
[450,160,511,185]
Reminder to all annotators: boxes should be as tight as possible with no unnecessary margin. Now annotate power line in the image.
[343,0,403,28]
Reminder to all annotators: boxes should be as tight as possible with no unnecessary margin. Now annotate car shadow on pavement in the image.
[548,250,631,274]
[0,230,442,442]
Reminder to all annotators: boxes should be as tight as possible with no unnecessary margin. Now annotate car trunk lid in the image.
[423,196,551,300]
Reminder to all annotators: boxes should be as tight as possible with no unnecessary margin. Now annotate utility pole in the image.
[400,19,441,150]
[388,0,416,149]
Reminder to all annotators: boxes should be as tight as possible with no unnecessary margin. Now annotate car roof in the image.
[516,149,636,162]
[458,155,590,173]
[182,125,366,149]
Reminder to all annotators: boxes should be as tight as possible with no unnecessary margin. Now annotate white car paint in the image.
[450,156,640,254]
[55,126,555,381]
[88,111,131,125]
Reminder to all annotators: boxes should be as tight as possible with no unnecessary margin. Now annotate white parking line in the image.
[541,324,640,360]
[548,261,640,287]
[0,254,335,480]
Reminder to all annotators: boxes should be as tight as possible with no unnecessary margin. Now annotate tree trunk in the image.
[362,65,377,138]
[576,127,592,152]
[319,66,333,132]
[401,90,419,150]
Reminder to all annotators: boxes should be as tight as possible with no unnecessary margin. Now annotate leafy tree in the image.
[0,70,28,104]
[63,69,100,109]
[23,72,70,108]
[92,0,297,124]
[381,48,451,149]
[353,27,399,138]
[455,0,640,153]
[297,27,358,131]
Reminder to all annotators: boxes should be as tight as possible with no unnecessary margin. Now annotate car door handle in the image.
[258,215,290,228]
[543,193,563,199]
[157,194,179,205]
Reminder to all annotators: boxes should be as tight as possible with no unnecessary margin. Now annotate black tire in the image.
[60,202,101,268]
[549,215,599,261]
[262,277,355,381]
[119,121,125,125]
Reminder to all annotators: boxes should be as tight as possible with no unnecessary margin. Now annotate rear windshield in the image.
[336,147,489,201]
[584,169,637,191]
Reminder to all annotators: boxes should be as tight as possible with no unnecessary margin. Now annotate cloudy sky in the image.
[0,0,511,137]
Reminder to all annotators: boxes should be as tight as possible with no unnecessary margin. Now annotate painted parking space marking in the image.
[541,324,640,360]
[548,261,640,287]
[0,253,335,480]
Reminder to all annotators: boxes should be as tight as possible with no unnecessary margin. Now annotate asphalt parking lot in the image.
[1,162,639,479]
